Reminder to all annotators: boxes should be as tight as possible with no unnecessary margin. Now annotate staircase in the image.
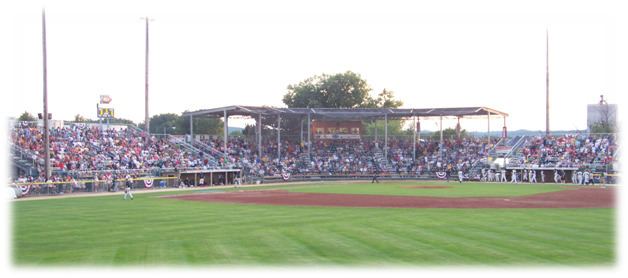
[190,140,223,167]
[10,145,39,177]
[372,147,394,175]
[503,135,528,163]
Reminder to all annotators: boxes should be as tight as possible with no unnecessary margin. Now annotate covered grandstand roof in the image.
[182,106,508,119]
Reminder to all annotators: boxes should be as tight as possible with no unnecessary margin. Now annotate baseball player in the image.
[522,169,528,183]
[510,169,518,183]
[540,170,546,183]
[458,169,464,183]
[123,174,134,200]
[583,170,591,185]
[553,169,561,183]
[529,169,537,183]
[577,170,583,185]
[500,168,507,182]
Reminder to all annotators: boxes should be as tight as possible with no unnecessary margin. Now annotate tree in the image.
[283,71,374,108]
[149,113,180,134]
[590,122,614,134]
[363,89,404,108]
[17,111,36,122]
[282,72,405,143]
[74,114,87,122]
[430,128,468,140]
[363,120,405,137]
[180,114,223,136]
[150,113,224,135]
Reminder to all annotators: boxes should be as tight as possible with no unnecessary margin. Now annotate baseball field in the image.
[12,180,615,266]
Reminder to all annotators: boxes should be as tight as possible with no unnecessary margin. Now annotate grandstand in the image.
[8,105,619,197]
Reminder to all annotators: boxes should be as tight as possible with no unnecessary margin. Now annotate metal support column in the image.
[300,118,304,144]
[257,113,262,158]
[487,112,491,146]
[223,110,228,160]
[277,114,281,160]
[439,115,443,144]
[413,116,417,161]
[189,115,193,143]
[307,112,311,160]
[456,116,461,140]
[374,120,378,147]
[502,116,507,138]
[384,114,388,158]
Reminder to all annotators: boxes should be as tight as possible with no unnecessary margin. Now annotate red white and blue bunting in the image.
[281,172,291,181]
[144,178,154,188]
[435,172,447,179]
[19,185,30,195]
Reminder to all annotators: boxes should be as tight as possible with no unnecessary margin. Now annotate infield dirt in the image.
[168,186,615,209]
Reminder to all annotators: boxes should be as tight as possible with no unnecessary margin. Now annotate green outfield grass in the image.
[12,181,615,266]
[284,181,572,197]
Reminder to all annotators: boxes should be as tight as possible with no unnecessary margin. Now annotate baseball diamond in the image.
[8,7,621,270]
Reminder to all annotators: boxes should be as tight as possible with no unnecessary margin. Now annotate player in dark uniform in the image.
[372,167,380,183]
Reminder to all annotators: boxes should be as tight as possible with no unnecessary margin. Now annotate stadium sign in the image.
[100,95,112,104]
[97,107,115,119]
[315,134,361,140]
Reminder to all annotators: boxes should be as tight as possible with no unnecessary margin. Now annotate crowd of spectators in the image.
[10,123,213,179]
[197,136,496,179]
[507,133,618,170]
[11,123,618,186]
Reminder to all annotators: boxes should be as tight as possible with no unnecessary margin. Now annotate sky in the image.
[3,0,626,133]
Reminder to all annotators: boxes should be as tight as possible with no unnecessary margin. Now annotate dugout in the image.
[178,169,242,186]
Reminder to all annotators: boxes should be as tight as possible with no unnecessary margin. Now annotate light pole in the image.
[141,17,153,134]
[42,9,50,180]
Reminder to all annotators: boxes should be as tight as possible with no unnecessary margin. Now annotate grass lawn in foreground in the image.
[12,181,614,266]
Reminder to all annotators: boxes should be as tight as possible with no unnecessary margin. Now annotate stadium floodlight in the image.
[42,9,51,180]
[140,17,154,135]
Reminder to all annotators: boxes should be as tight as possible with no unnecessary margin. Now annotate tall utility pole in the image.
[42,9,50,180]
[144,17,150,133]
[545,28,550,137]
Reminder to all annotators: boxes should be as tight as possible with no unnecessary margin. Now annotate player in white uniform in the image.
[481,168,487,182]
[540,170,546,183]
[510,169,518,183]
[458,170,464,183]
[577,171,583,185]
[495,170,500,183]
[488,169,495,182]
[500,169,507,182]
[583,170,591,185]
[529,169,537,183]
[571,170,578,184]
[522,169,528,183]
[123,174,134,200]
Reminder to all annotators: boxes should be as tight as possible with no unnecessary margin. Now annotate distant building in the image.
[587,95,617,130]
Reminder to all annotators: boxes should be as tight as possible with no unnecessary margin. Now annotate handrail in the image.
[505,135,527,159]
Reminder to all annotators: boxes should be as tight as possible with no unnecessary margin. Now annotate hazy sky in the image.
[4,0,626,132]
